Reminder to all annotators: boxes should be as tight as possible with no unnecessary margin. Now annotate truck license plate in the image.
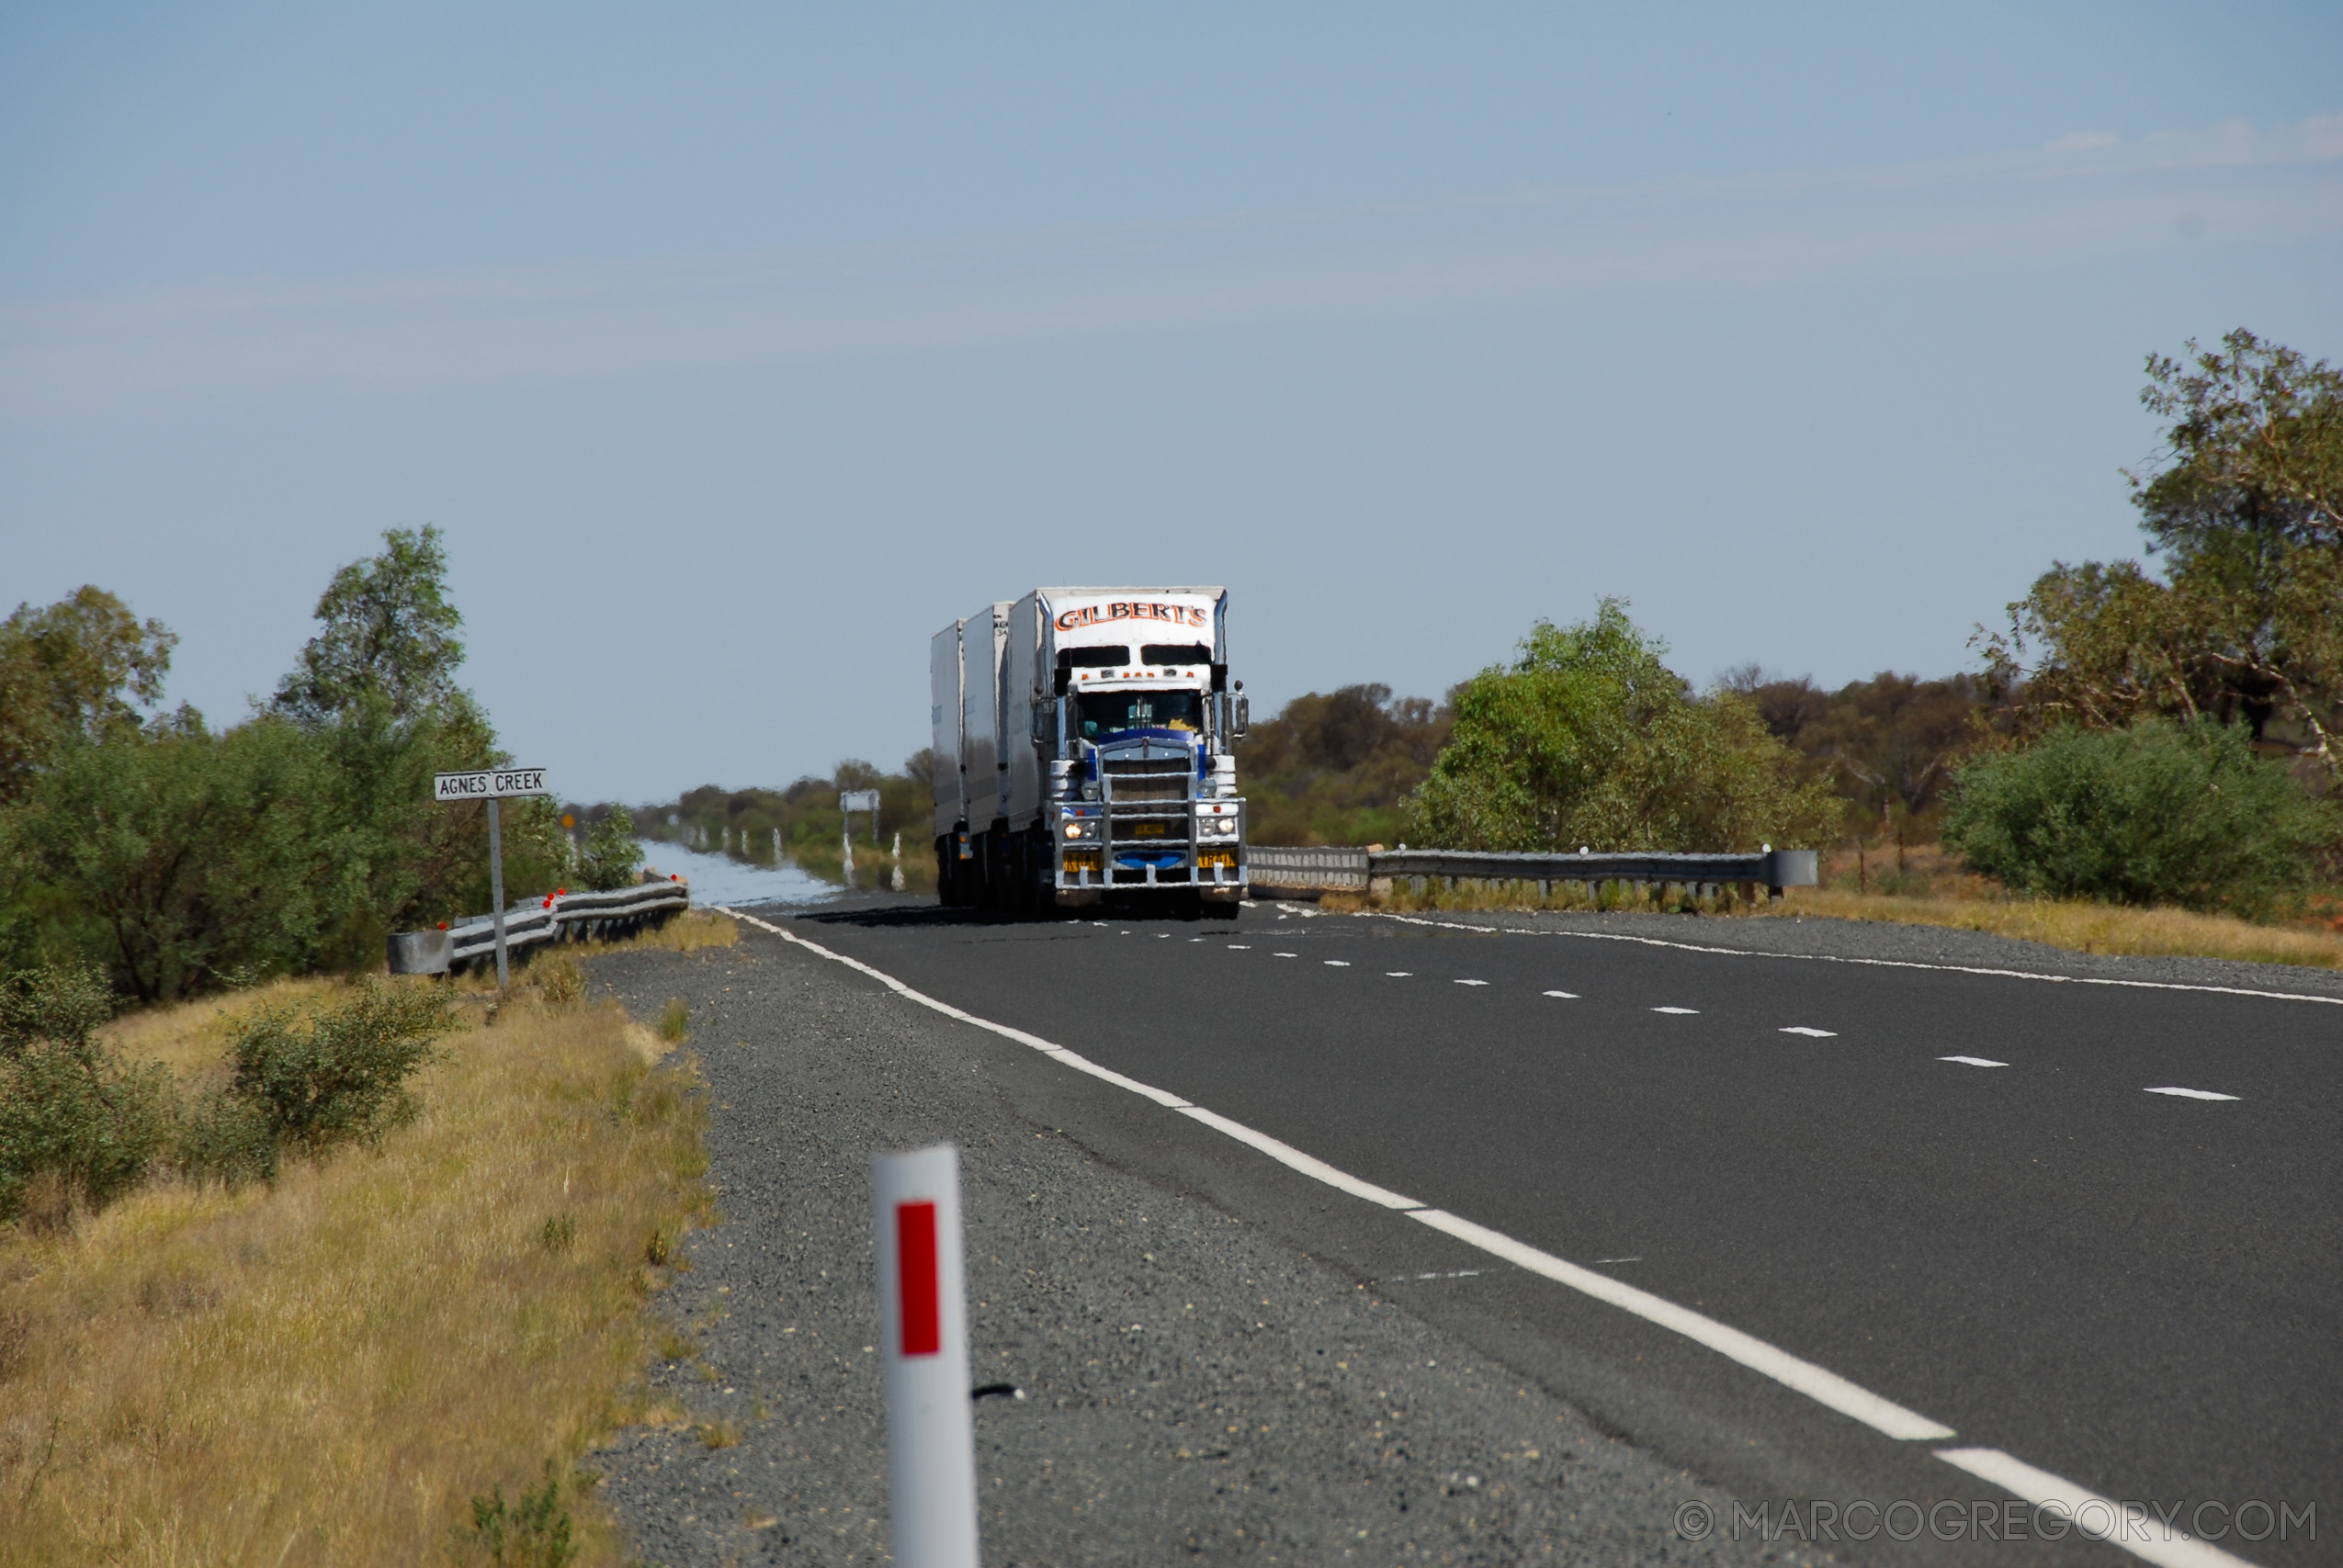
[1133,822,1166,837]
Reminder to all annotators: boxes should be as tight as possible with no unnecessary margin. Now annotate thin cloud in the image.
[4,112,2337,414]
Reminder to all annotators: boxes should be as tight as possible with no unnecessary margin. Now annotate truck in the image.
[930,587,1251,915]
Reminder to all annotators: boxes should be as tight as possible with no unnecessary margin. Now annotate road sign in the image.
[842,787,881,851]
[434,767,549,802]
[431,767,551,987]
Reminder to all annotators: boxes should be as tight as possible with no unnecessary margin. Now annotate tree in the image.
[1983,331,2343,773]
[1726,667,1987,835]
[1407,602,1839,852]
[1236,684,1452,845]
[274,525,468,728]
[0,588,176,806]
[7,717,368,1000]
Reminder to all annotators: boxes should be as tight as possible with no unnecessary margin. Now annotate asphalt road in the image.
[583,926,1838,1565]
[740,896,2339,1568]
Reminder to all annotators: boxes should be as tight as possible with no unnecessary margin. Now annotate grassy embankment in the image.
[1336,845,2343,971]
[0,913,736,1566]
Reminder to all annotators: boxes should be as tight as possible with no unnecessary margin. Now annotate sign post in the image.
[434,767,552,988]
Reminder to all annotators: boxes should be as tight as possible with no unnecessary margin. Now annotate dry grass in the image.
[1296,844,2343,971]
[1760,886,2343,969]
[583,908,738,954]
[0,978,708,1566]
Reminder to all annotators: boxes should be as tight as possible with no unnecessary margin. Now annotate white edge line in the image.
[1935,1448,2264,1568]
[2145,1087,2240,1101]
[1361,911,2343,1006]
[1176,1105,1424,1211]
[1409,1208,1954,1442]
[720,907,1193,1106]
[718,903,1957,1445]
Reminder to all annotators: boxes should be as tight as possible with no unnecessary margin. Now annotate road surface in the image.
[718,896,2338,1567]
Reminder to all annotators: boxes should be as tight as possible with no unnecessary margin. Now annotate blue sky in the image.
[4,4,2339,801]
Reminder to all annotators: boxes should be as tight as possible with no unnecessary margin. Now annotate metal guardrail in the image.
[1246,846,1373,891]
[388,878,693,975]
[1247,845,1818,897]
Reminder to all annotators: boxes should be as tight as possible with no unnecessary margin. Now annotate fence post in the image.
[872,1145,979,1568]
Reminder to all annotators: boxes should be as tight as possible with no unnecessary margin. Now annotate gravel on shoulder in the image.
[582,934,1826,1566]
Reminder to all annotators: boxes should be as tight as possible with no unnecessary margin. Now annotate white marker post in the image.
[871,1145,979,1568]
[433,767,552,989]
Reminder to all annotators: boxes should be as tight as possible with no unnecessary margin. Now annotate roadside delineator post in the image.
[871,1144,979,1568]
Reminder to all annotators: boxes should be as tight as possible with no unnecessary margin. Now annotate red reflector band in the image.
[896,1201,941,1356]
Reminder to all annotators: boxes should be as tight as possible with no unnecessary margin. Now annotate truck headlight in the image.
[1062,819,1092,840]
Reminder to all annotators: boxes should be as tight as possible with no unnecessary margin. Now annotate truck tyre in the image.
[934,837,956,906]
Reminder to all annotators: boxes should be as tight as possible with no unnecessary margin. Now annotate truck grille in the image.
[1104,757,1191,804]
[1109,812,1190,845]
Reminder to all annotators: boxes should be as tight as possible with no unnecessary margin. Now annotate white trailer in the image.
[929,587,1251,915]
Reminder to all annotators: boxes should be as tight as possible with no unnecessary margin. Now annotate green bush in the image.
[1942,718,2335,914]
[469,1462,576,1568]
[576,806,643,891]
[227,981,456,1154]
[0,963,172,1224]
[172,1084,280,1190]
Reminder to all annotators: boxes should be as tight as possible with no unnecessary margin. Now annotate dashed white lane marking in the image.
[1273,952,1299,958]
[1544,989,1579,998]
[1941,1055,2009,1067]
[1934,1448,2261,1568]
[721,904,1963,1450]
[1652,1006,1699,1015]
[1454,978,1488,987]
[1324,960,1352,966]
[1386,971,1412,977]
[1228,944,1251,950]
[1158,932,1171,939]
[1189,937,1205,942]
[2145,1086,2239,1101]
[1780,1026,1836,1038]
[1597,1256,1643,1264]
[1365,910,2343,1007]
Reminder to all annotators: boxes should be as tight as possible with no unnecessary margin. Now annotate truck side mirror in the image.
[1231,694,1249,739]
[1210,663,1228,693]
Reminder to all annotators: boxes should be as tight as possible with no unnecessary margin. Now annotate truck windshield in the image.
[1076,690,1203,738]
